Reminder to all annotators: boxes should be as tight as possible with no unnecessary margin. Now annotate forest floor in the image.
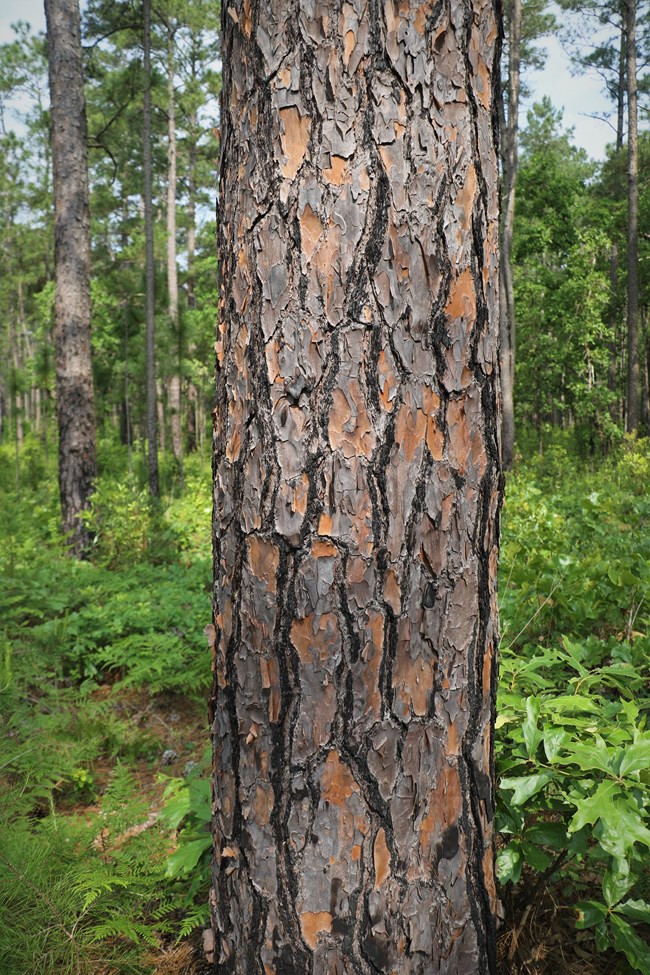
[1,434,649,975]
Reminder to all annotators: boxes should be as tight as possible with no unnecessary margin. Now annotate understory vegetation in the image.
[1,434,649,974]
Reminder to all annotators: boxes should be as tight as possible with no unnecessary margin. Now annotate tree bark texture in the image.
[625,0,639,432]
[498,0,519,469]
[45,0,97,556]
[212,2,502,974]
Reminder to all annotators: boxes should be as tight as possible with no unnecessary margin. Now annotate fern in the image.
[88,917,160,947]
[176,903,210,940]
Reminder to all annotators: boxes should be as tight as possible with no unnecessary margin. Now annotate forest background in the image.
[1,1,650,974]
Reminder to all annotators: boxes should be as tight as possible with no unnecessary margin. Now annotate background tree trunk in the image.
[212,2,502,973]
[625,0,639,432]
[499,0,521,470]
[608,16,625,422]
[166,25,183,468]
[44,0,96,556]
[143,0,159,496]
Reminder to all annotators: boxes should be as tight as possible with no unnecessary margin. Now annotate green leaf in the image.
[594,920,612,952]
[575,900,608,930]
[496,845,523,885]
[521,839,552,871]
[544,695,600,714]
[602,858,633,908]
[543,727,570,762]
[597,798,650,858]
[610,914,650,974]
[557,735,612,773]
[615,900,650,925]
[500,773,553,807]
[522,696,542,758]
[567,825,589,855]
[524,822,568,849]
[161,792,192,829]
[619,737,650,776]
[165,836,212,878]
[567,781,650,858]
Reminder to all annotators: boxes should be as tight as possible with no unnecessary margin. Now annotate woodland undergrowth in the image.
[1,433,649,974]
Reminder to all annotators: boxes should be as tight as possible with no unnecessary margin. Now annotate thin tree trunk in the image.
[34,386,41,435]
[43,388,50,463]
[143,0,159,496]
[187,130,197,310]
[211,3,502,973]
[608,19,626,423]
[14,390,23,449]
[157,379,167,453]
[626,0,639,432]
[166,26,183,467]
[186,82,198,453]
[641,305,649,430]
[123,305,134,481]
[45,0,97,556]
[498,0,521,469]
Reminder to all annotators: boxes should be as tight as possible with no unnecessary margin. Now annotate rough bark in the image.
[45,0,97,557]
[498,0,519,470]
[212,1,502,973]
[626,0,639,432]
[143,0,159,496]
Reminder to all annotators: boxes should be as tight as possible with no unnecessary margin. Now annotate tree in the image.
[211,2,502,972]
[499,0,521,471]
[142,0,159,496]
[513,100,614,450]
[625,0,640,431]
[558,0,650,430]
[499,0,555,468]
[44,0,97,555]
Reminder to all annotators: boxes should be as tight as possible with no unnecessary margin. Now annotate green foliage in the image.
[0,765,213,974]
[0,439,213,972]
[159,757,212,937]
[513,99,622,453]
[82,478,177,569]
[497,441,650,970]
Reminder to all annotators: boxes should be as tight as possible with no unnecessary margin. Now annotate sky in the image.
[0,0,624,162]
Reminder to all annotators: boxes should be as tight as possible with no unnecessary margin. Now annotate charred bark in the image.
[212,2,502,973]
[45,0,97,557]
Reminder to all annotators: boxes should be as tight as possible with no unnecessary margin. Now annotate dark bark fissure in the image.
[213,1,502,972]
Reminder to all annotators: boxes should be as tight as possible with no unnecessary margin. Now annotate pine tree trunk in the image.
[641,305,649,431]
[608,19,625,423]
[626,0,639,432]
[498,0,520,470]
[186,86,198,453]
[143,0,159,496]
[211,2,502,973]
[166,26,183,466]
[45,0,96,556]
